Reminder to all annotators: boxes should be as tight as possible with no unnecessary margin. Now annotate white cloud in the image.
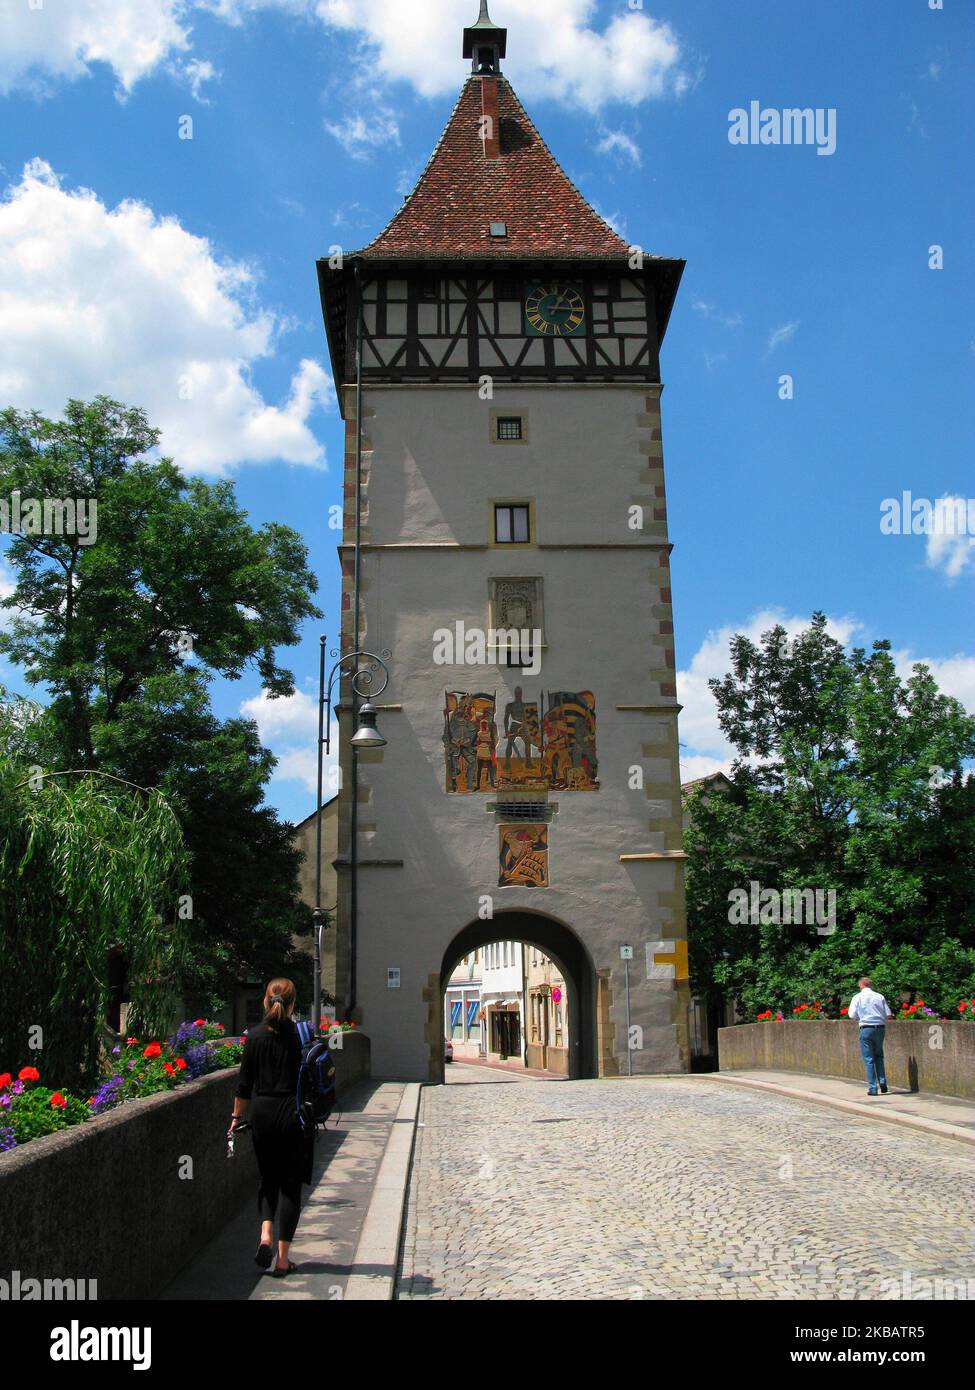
[0,1,688,114]
[893,651,975,715]
[0,554,17,633]
[0,0,193,97]
[925,496,975,581]
[677,610,861,779]
[693,298,742,330]
[766,320,799,354]
[176,56,219,102]
[677,609,975,783]
[324,107,400,159]
[241,687,339,795]
[0,160,332,475]
[241,688,319,739]
[315,0,687,113]
[591,202,627,239]
[593,128,642,167]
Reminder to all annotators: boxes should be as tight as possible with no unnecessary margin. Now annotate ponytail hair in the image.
[263,978,296,1033]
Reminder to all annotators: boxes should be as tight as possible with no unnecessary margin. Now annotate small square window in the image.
[417,277,439,302]
[489,222,508,238]
[496,416,522,441]
[495,278,520,300]
[495,504,530,544]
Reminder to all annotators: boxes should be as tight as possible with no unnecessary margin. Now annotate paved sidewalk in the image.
[447,1058,563,1083]
[162,1081,405,1301]
[712,1070,975,1145]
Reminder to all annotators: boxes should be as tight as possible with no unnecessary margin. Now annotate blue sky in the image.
[1,0,972,821]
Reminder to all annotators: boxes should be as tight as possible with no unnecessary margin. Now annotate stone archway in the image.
[431,909,598,1084]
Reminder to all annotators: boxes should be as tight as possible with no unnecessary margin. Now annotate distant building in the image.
[444,949,482,1058]
[481,940,525,1062]
[525,946,569,1075]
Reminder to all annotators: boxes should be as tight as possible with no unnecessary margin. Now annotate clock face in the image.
[525,282,586,337]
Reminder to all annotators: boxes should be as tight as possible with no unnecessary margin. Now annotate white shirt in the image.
[848,988,892,1027]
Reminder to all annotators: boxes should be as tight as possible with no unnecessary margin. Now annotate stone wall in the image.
[0,1033,370,1301]
[718,1021,974,1100]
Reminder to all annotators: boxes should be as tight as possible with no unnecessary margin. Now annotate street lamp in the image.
[312,637,390,1036]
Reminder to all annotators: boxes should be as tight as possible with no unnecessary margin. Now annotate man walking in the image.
[848,976,893,1095]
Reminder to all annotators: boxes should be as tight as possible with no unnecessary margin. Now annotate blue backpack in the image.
[295,1021,337,1131]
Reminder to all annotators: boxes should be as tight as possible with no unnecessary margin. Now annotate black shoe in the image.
[879,1084,888,1094]
[866,1090,877,1096]
[254,1243,274,1269]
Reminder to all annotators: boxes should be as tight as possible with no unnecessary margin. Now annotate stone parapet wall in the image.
[718,1021,973,1099]
[0,1033,370,1300]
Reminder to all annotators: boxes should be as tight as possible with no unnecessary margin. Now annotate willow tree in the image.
[0,691,191,1088]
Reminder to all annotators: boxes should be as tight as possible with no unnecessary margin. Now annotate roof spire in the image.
[463,0,507,75]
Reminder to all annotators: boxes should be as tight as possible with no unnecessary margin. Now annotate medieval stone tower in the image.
[317,3,688,1082]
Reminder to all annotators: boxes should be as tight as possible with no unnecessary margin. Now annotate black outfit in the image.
[236,1019,313,1242]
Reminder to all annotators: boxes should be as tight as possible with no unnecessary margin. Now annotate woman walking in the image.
[229,978,314,1276]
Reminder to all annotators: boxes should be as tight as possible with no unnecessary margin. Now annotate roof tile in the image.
[359,75,632,261]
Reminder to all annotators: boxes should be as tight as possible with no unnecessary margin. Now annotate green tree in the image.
[686,615,975,1018]
[0,689,190,1088]
[0,398,322,1014]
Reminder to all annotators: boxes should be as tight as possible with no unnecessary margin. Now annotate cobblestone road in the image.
[396,1076,974,1300]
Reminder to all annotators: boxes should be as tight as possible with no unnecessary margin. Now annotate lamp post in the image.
[312,638,389,1036]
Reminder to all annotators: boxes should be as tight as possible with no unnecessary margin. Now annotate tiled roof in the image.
[358,75,632,261]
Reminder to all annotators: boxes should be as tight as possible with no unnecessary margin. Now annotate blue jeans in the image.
[859,1026,887,1092]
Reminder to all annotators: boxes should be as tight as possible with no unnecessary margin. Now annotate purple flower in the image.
[89,1075,124,1116]
[0,1095,10,1111]
[0,1126,16,1154]
[11,1081,23,1096]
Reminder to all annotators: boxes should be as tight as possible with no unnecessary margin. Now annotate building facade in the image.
[444,949,482,1059]
[525,945,569,1075]
[318,3,689,1081]
[480,939,526,1062]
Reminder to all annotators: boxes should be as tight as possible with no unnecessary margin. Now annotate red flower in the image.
[224,1041,234,1048]
[50,1092,67,1109]
[840,1007,848,1015]
[193,1019,206,1027]
[142,1042,162,1059]
[216,1024,225,1032]
[126,1037,138,1046]
[175,1057,186,1071]
[87,1097,95,1107]
[163,1063,175,1076]
[18,1066,40,1083]
[0,1073,11,1090]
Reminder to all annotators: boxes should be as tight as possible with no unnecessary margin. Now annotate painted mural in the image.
[443,689,598,793]
[498,824,549,888]
[443,691,497,792]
